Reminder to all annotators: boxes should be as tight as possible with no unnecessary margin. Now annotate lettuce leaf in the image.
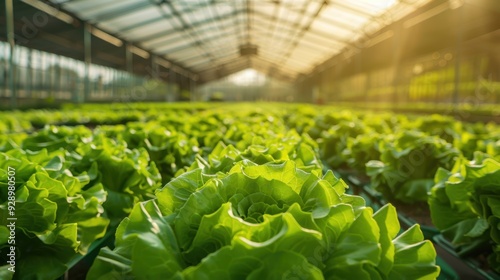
[89,160,439,279]
[429,154,500,271]
[0,150,109,280]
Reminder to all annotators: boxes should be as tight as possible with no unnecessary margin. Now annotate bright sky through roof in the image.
[229,68,266,86]
[361,0,398,9]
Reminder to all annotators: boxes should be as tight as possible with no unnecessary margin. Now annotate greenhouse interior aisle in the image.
[1,0,500,279]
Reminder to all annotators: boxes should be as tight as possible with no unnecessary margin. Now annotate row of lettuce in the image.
[0,125,440,279]
[0,103,498,279]
[288,107,500,274]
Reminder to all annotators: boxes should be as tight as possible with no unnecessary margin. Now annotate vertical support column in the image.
[169,68,176,102]
[50,54,56,100]
[38,50,43,100]
[27,48,32,99]
[5,0,16,108]
[71,55,78,103]
[126,44,133,73]
[84,22,92,103]
[1,44,5,98]
[43,52,48,97]
[56,55,61,100]
[354,51,361,103]
[189,76,194,102]
[391,24,404,105]
[126,44,133,102]
[167,67,171,102]
[151,55,159,79]
[453,5,463,111]
[151,56,159,100]
[364,67,371,105]
[111,69,116,100]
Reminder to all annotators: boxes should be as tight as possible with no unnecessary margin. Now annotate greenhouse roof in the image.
[41,0,436,82]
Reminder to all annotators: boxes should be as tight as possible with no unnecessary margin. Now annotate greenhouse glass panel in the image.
[182,8,218,26]
[141,32,185,49]
[183,57,212,68]
[252,4,276,18]
[124,20,179,41]
[155,39,198,55]
[310,20,355,40]
[63,0,119,16]
[320,6,367,27]
[304,1,323,16]
[69,0,144,20]
[100,6,163,30]
[296,40,336,54]
[301,32,344,47]
[44,0,447,83]
[164,44,205,56]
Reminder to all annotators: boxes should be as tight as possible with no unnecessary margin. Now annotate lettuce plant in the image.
[96,122,200,184]
[188,130,323,176]
[320,119,369,169]
[72,135,162,222]
[366,131,459,203]
[413,114,462,144]
[21,125,92,153]
[429,153,500,272]
[343,134,383,174]
[88,160,439,279]
[0,150,109,279]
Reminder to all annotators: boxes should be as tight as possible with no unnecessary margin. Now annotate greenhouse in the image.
[1,0,499,279]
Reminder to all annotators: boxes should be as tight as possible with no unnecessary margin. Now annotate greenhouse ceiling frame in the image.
[6,0,462,84]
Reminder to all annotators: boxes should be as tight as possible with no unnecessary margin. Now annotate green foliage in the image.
[187,130,322,176]
[0,149,109,279]
[343,134,383,173]
[88,161,439,279]
[429,153,500,272]
[366,131,459,203]
[6,103,497,278]
[96,122,199,184]
[72,135,162,222]
[21,125,92,153]
[320,119,370,169]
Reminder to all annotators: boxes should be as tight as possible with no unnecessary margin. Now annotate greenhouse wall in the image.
[302,31,500,106]
[0,42,185,108]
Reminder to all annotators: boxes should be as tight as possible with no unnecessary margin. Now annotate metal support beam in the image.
[126,44,134,97]
[251,11,348,46]
[6,0,16,108]
[276,0,328,65]
[126,44,133,73]
[245,0,251,44]
[150,55,158,99]
[453,5,463,111]
[94,2,151,22]
[111,69,116,100]
[137,6,243,44]
[157,1,217,67]
[265,0,280,51]
[391,23,404,105]
[27,48,32,99]
[151,55,159,80]
[153,26,241,54]
[168,67,175,102]
[119,0,223,33]
[84,22,91,103]
[189,77,196,102]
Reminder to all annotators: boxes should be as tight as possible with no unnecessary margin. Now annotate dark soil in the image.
[391,200,434,227]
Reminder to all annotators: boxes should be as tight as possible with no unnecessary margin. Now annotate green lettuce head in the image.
[430,153,500,272]
[88,160,439,279]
